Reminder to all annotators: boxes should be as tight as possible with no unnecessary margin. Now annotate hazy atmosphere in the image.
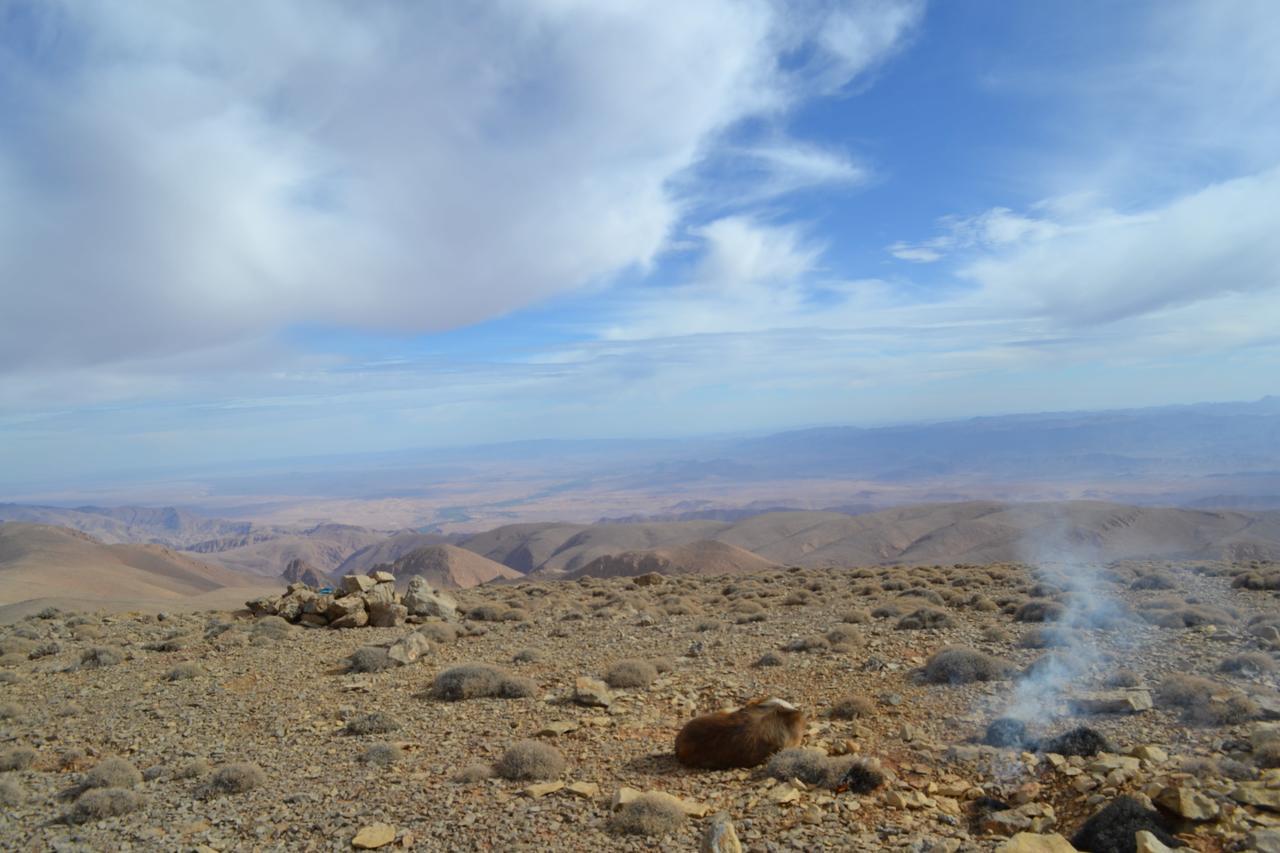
[1,4,1279,852]
[3,1,1278,491]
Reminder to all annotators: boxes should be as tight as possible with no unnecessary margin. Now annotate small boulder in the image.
[369,602,408,628]
[701,813,742,853]
[386,632,431,665]
[1068,690,1153,714]
[996,833,1076,853]
[341,575,376,595]
[403,576,457,620]
[573,676,613,708]
[351,823,397,849]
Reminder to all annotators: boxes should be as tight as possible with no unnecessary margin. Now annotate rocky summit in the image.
[0,556,1277,851]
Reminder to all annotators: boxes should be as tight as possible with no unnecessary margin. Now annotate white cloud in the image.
[0,0,923,371]
[958,167,1280,325]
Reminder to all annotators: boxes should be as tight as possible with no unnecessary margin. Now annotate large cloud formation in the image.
[0,0,922,369]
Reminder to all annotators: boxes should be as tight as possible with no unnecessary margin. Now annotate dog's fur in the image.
[674,697,806,769]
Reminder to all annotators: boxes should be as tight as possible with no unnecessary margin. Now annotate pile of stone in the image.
[246,572,456,629]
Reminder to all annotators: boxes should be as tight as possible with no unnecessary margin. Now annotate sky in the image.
[2,0,1279,489]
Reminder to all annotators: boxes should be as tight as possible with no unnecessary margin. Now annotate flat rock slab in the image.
[1068,690,1153,714]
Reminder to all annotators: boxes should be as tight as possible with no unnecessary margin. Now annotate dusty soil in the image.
[0,558,1277,851]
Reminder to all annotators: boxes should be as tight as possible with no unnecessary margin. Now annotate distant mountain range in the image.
[2,396,1279,609]
[3,499,1278,611]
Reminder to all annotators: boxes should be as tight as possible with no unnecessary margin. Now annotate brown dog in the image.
[674,697,806,769]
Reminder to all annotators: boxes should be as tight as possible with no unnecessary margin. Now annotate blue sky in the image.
[2,0,1279,489]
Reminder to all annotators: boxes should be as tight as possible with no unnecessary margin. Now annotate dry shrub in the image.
[921,646,1011,685]
[1254,741,1280,769]
[1131,573,1176,590]
[430,664,535,701]
[1019,626,1074,649]
[829,695,874,720]
[360,742,403,767]
[1219,652,1275,677]
[840,609,870,624]
[493,739,565,780]
[825,627,862,647]
[452,763,493,783]
[467,604,505,622]
[0,746,37,771]
[1157,674,1258,725]
[512,648,543,663]
[1103,668,1141,688]
[347,646,392,673]
[781,636,829,653]
[0,778,22,807]
[898,587,945,605]
[165,662,205,681]
[417,622,461,644]
[895,607,955,631]
[199,763,265,797]
[609,794,687,837]
[1014,600,1065,623]
[754,652,784,667]
[1147,605,1236,629]
[766,748,855,788]
[67,788,144,824]
[1156,674,1218,708]
[782,591,811,606]
[250,616,292,641]
[0,702,18,720]
[83,757,142,789]
[345,712,401,735]
[967,595,999,613]
[605,659,657,689]
[1186,694,1260,727]
[981,625,1011,643]
[79,646,124,669]
[175,759,211,779]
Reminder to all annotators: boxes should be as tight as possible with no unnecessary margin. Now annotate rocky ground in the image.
[0,557,1278,852]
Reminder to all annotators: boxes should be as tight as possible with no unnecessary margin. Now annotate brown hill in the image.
[381,544,521,589]
[197,524,387,577]
[335,531,453,577]
[453,501,1280,574]
[563,540,779,580]
[0,522,270,606]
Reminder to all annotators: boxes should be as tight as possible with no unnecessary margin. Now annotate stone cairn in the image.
[246,571,457,629]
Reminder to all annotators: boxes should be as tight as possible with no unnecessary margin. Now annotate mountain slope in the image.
[382,544,522,589]
[562,540,778,580]
[0,522,267,605]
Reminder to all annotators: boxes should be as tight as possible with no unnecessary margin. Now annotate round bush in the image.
[67,788,143,824]
[605,659,657,689]
[199,763,265,797]
[360,742,404,767]
[83,757,142,789]
[431,664,535,701]
[345,712,402,736]
[922,646,1011,685]
[348,646,393,673]
[829,696,874,720]
[493,740,565,781]
[609,793,687,837]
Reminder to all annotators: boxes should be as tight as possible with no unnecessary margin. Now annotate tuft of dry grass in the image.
[609,794,687,837]
[430,664,535,701]
[921,646,1011,685]
[83,757,142,790]
[198,763,265,797]
[493,740,565,781]
[605,659,657,689]
[67,788,144,824]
